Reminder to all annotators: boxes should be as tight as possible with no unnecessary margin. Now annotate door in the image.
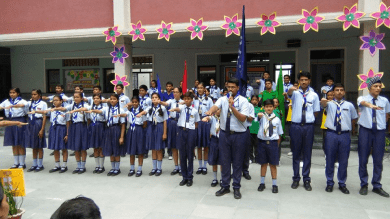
[310,63,343,94]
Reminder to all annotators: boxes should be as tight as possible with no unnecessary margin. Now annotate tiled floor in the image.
[1,137,390,219]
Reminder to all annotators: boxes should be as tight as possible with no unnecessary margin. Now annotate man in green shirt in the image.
[259,79,278,103]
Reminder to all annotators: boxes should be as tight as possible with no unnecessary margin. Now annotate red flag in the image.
[182,60,187,93]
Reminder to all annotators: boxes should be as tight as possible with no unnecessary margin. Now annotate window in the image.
[274,64,295,83]
[132,56,153,89]
[104,69,115,93]
[46,69,61,93]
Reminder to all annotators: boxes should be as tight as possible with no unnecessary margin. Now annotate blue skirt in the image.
[4,117,26,146]
[88,122,105,149]
[127,125,144,155]
[67,122,89,151]
[149,122,166,150]
[24,119,47,149]
[208,136,220,165]
[48,125,67,150]
[167,119,179,149]
[197,120,211,147]
[145,121,152,152]
[103,125,125,157]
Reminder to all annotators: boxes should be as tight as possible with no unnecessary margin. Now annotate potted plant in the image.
[0,179,25,219]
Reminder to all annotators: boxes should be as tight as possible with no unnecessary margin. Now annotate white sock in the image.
[100,157,105,168]
[203,160,208,169]
[198,160,203,168]
[94,157,99,167]
[62,162,67,168]
[213,171,217,180]
[14,156,19,165]
[55,162,60,168]
[20,155,26,165]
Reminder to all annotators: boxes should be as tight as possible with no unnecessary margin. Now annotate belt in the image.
[30,118,43,120]
[108,124,120,127]
[292,122,314,126]
[221,129,245,135]
[259,139,278,145]
[170,117,179,121]
[327,129,349,135]
[211,135,218,139]
[180,127,194,131]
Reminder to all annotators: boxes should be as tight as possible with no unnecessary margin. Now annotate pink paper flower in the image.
[370,2,390,28]
[357,68,384,90]
[103,26,122,45]
[335,4,365,31]
[156,21,175,41]
[360,30,386,57]
[110,74,130,91]
[110,46,129,64]
[221,14,242,37]
[186,18,208,40]
[297,7,325,33]
[129,21,147,42]
[256,12,281,35]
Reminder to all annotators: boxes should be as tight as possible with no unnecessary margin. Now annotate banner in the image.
[65,69,100,92]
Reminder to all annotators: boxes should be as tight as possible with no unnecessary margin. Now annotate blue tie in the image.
[226,109,231,133]
[185,107,190,128]
[372,98,377,132]
[268,115,273,137]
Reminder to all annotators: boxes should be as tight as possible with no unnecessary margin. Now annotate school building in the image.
[0,0,388,102]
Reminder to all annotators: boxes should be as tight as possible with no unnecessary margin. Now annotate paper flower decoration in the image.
[256,12,281,35]
[360,30,385,56]
[335,4,365,31]
[156,21,175,41]
[297,7,325,33]
[129,21,147,42]
[186,18,208,40]
[110,46,129,64]
[370,2,390,28]
[110,74,130,91]
[221,14,242,37]
[103,26,122,45]
[357,68,384,90]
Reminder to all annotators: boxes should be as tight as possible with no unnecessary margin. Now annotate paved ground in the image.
[1,137,390,219]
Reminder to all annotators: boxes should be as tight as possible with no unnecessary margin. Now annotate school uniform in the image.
[288,87,320,183]
[104,105,126,156]
[243,103,255,175]
[47,109,69,150]
[166,99,183,149]
[192,87,198,97]
[48,93,69,107]
[66,102,90,151]
[357,94,390,189]
[126,107,146,155]
[208,116,221,165]
[162,91,174,102]
[245,85,254,98]
[323,100,357,187]
[257,113,283,165]
[147,105,168,150]
[215,94,250,189]
[0,97,28,146]
[259,79,276,93]
[118,93,130,109]
[148,87,159,97]
[87,104,107,149]
[206,85,220,102]
[193,95,213,147]
[87,96,107,107]
[139,95,152,153]
[25,100,48,149]
[321,85,334,99]
[177,105,200,180]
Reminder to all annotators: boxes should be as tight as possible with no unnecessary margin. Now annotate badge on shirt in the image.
[190,115,194,118]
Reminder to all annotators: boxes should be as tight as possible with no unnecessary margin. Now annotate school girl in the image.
[0,88,28,169]
[160,87,183,175]
[66,92,90,174]
[86,94,107,174]
[104,94,126,176]
[169,92,200,186]
[25,89,48,172]
[148,80,159,97]
[193,83,213,175]
[31,95,69,173]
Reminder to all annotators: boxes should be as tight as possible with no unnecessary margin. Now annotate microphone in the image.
[228,92,233,114]
[228,91,233,97]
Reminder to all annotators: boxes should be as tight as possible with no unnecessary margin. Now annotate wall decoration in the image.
[297,7,325,33]
[335,3,365,31]
[221,14,242,37]
[360,30,385,56]
[110,46,129,64]
[370,2,390,28]
[156,21,175,41]
[357,68,384,90]
[256,12,281,35]
[129,21,147,42]
[186,18,208,40]
[65,69,100,92]
[103,26,122,45]
[110,74,130,92]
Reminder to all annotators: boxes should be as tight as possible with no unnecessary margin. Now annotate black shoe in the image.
[155,169,162,176]
[128,170,135,177]
[78,168,86,174]
[18,164,26,169]
[304,181,312,191]
[272,185,278,193]
[59,167,68,173]
[325,185,333,192]
[339,186,350,194]
[10,164,19,169]
[243,172,252,180]
[69,152,75,156]
[179,179,188,186]
[187,180,193,187]
[258,183,266,192]
[171,169,180,175]
[112,169,121,176]
[196,168,203,175]
[93,167,99,174]
[136,170,142,177]
[49,167,61,173]
[211,180,218,187]
[89,154,94,158]
[34,166,44,172]
[202,168,207,175]
[107,169,115,176]
[359,186,368,195]
[72,168,80,174]
[215,187,231,196]
[27,166,37,172]
[98,167,105,174]
[149,169,157,176]
[179,169,182,176]
[372,188,390,198]
[233,188,242,199]
[291,181,299,189]
[50,151,55,156]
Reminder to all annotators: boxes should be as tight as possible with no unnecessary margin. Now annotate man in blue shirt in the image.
[287,71,320,191]
[357,76,390,198]
[320,83,357,194]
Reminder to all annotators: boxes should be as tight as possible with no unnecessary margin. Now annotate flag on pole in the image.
[182,60,188,93]
[156,74,163,97]
[276,63,286,133]
[235,5,247,97]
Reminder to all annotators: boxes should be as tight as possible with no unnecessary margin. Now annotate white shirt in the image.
[324,100,358,131]
[127,107,145,126]
[66,102,90,123]
[177,105,200,130]
[47,108,69,126]
[215,95,250,132]
[166,99,183,119]
[245,103,255,127]
[193,95,213,117]
[283,83,293,102]
[67,93,86,105]
[357,94,390,130]
[87,96,107,108]
[209,116,220,137]
[257,114,283,140]
[289,88,320,123]
[26,100,48,119]
[0,97,28,118]
[206,85,220,100]
[87,104,107,123]
[105,105,126,127]
[148,105,168,123]
[118,93,130,109]
[148,87,159,97]
[48,93,69,106]
[245,85,255,98]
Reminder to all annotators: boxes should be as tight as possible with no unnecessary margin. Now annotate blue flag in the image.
[235,5,247,97]
[156,74,163,97]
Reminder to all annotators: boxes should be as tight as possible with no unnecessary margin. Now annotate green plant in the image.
[0,178,23,216]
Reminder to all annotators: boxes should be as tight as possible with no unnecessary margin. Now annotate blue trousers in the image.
[358,126,385,189]
[242,129,251,174]
[178,129,196,180]
[219,130,247,189]
[324,130,351,187]
[290,123,314,182]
